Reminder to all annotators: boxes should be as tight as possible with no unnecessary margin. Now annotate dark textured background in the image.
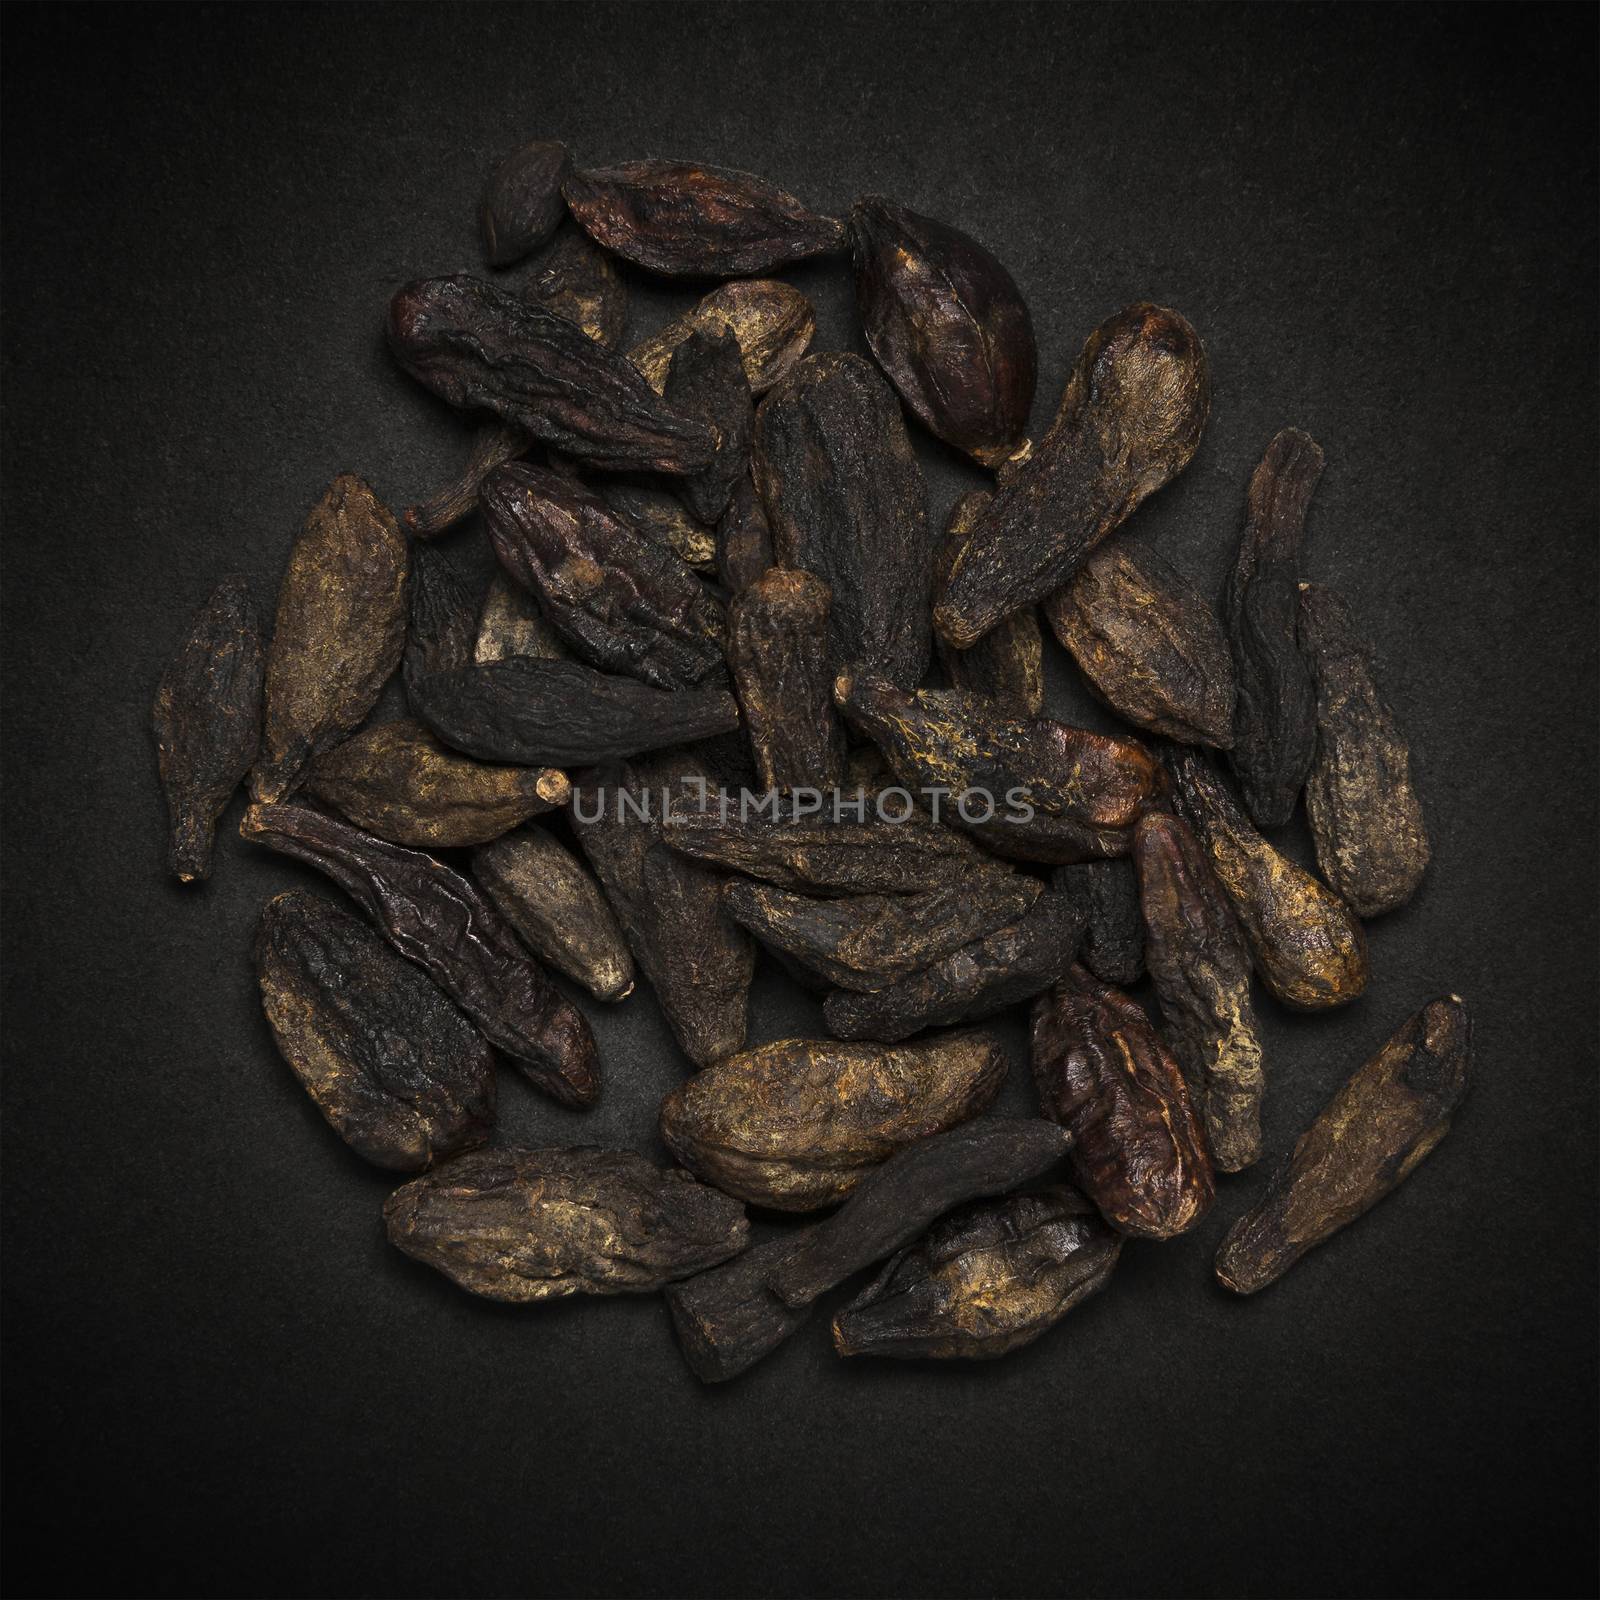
[3,5,1596,1597]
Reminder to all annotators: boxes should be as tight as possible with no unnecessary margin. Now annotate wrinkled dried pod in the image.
[401,421,529,539]
[833,1188,1121,1361]
[1216,996,1471,1294]
[474,572,567,664]
[1224,428,1323,826]
[754,353,931,687]
[850,195,1036,466]
[405,541,482,679]
[666,1235,813,1384]
[632,282,815,403]
[385,1147,749,1302]
[151,576,264,881]
[240,803,599,1107]
[563,161,844,277]
[663,328,754,525]
[603,482,716,572]
[1056,860,1143,986]
[1298,583,1431,917]
[934,304,1210,647]
[255,890,495,1170]
[479,139,571,267]
[715,473,775,594]
[523,226,626,348]
[1133,812,1263,1172]
[253,476,408,804]
[1031,965,1213,1238]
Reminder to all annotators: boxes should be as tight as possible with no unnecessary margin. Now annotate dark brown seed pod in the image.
[479,139,571,267]
[1056,860,1144,986]
[663,328,754,525]
[754,353,931,688]
[1167,748,1368,1010]
[252,475,409,805]
[833,1188,1121,1361]
[714,473,776,595]
[1044,542,1236,747]
[151,576,264,881]
[934,304,1210,647]
[1031,964,1214,1239]
[665,1236,813,1384]
[1133,812,1263,1173]
[603,482,717,573]
[255,890,495,1170]
[387,274,715,476]
[401,421,529,539]
[522,225,627,348]
[850,195,1036,467]
[385,1147,749,1303]
[1298,583,1431,917]
[1224,428,1323,826]
[563,160,844,277]
[239,803,599,1107]
[1216,996,1471,1294]
[404,542,482,680]
[630,280,816,397]
[660,1030,1006,1211]
[474,572,568,665]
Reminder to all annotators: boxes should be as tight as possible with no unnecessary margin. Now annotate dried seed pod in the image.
[935,491,1045,715]
[474,572,568,664]
[833,1188,1121,1361]
[659,1030,1007,1210]
[1133,812,1263,1172]
[479,139,571,267]
[1224,429,1323,826]
[754,353,931,688]
[663,328,754,525]
[401,421,529,540]
[239,803,599,1107]
[1044,542,1235,747]
[252,476,408,804]
[631,280,816,400]
[1298,583,1430,917]
[405,541,480,678]
[387,274,714,475]
[563,161,844,277]
[666,1235,813,1384]
[824,879,1086,1043]
[385,1147,749,1302]
[603,482,716,572]
[726,570,843,792]
[714,473,776,594]
[1216,997,1471,1294]
[850,195,1036,467]
[303,719,567,849]
[934,304,1210,647]
[255,890,494,1170]
[1031,965,1213,1238]
[522,226,626,348]
[1168,748,1368,1010]
[1056,860,1144,987]
[481,461,726,689]
[151,576,264,881]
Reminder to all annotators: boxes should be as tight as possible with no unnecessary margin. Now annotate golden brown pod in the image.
[629,280,816,396]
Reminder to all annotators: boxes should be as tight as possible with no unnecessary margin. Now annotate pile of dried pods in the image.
[153,145,1468,1381]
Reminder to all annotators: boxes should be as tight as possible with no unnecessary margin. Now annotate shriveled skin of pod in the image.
[387,274,715,476]
[479,139,571,266]
[666,1235,813,1385]
[1168,748,1368,1009]
[151,575,264,881]
[563,161,845,277]
[385,1147,749,1303]
[663,328,754,525]
[658,1029,1007,1210]
[1297,583,1431,917]
[603,482,716,572]
[402,421,530,539]
[303,719,568,849]
[255,890,495,1170]
[1216,997,1470,1294]
[474,572,568,664]
[934,304,1210,647]
[754,353,932,688]
[405,542,480,679]
[1133,812,1264,1173]
[1044,542,1235,747]
[1031,965,1213,1239]
[715,473,775,594]
[630,280,816,398]
[522,226,627,348]
[850,195,1037,467]
[1056,860,1143,986]
[239,803,599,1107]
[833,1188,1121,1361]
[253,475,408,804]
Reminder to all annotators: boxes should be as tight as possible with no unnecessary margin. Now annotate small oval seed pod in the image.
[480,139,571,267]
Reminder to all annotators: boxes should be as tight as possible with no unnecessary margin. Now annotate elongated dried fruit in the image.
[1216,997,1470,1293]
[401,421,528,539]
[479,139,571,267]
[603,482,716,572]
[253,475,408,804]
[151,576,264,881]
[631,280,815,399]
[523,226,626,348]
[1057,860,1143,986]
[1133,812,1263,1172]
[663,328,753,524]
[404,542,481,679]
[1298,583,1430,916]
[386,1146,748,1302]
[563,160,844,277]
[934,304,1210,646]
[1044,542,1235,747]
[1168,748,1368,1009]
[1224,429,1323,825]
[1031,965,1213,1238]
[850,195,1036,467]
[715,473,775,594]
[659,1030,1007,1211]
[388,274,715,475]
[474,572,567,664]
[665,1235,813,1384]
[754,353,931,687]
[240,803,598,1106]
[833,1188,1120,1360]
[256,890,494,1169]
